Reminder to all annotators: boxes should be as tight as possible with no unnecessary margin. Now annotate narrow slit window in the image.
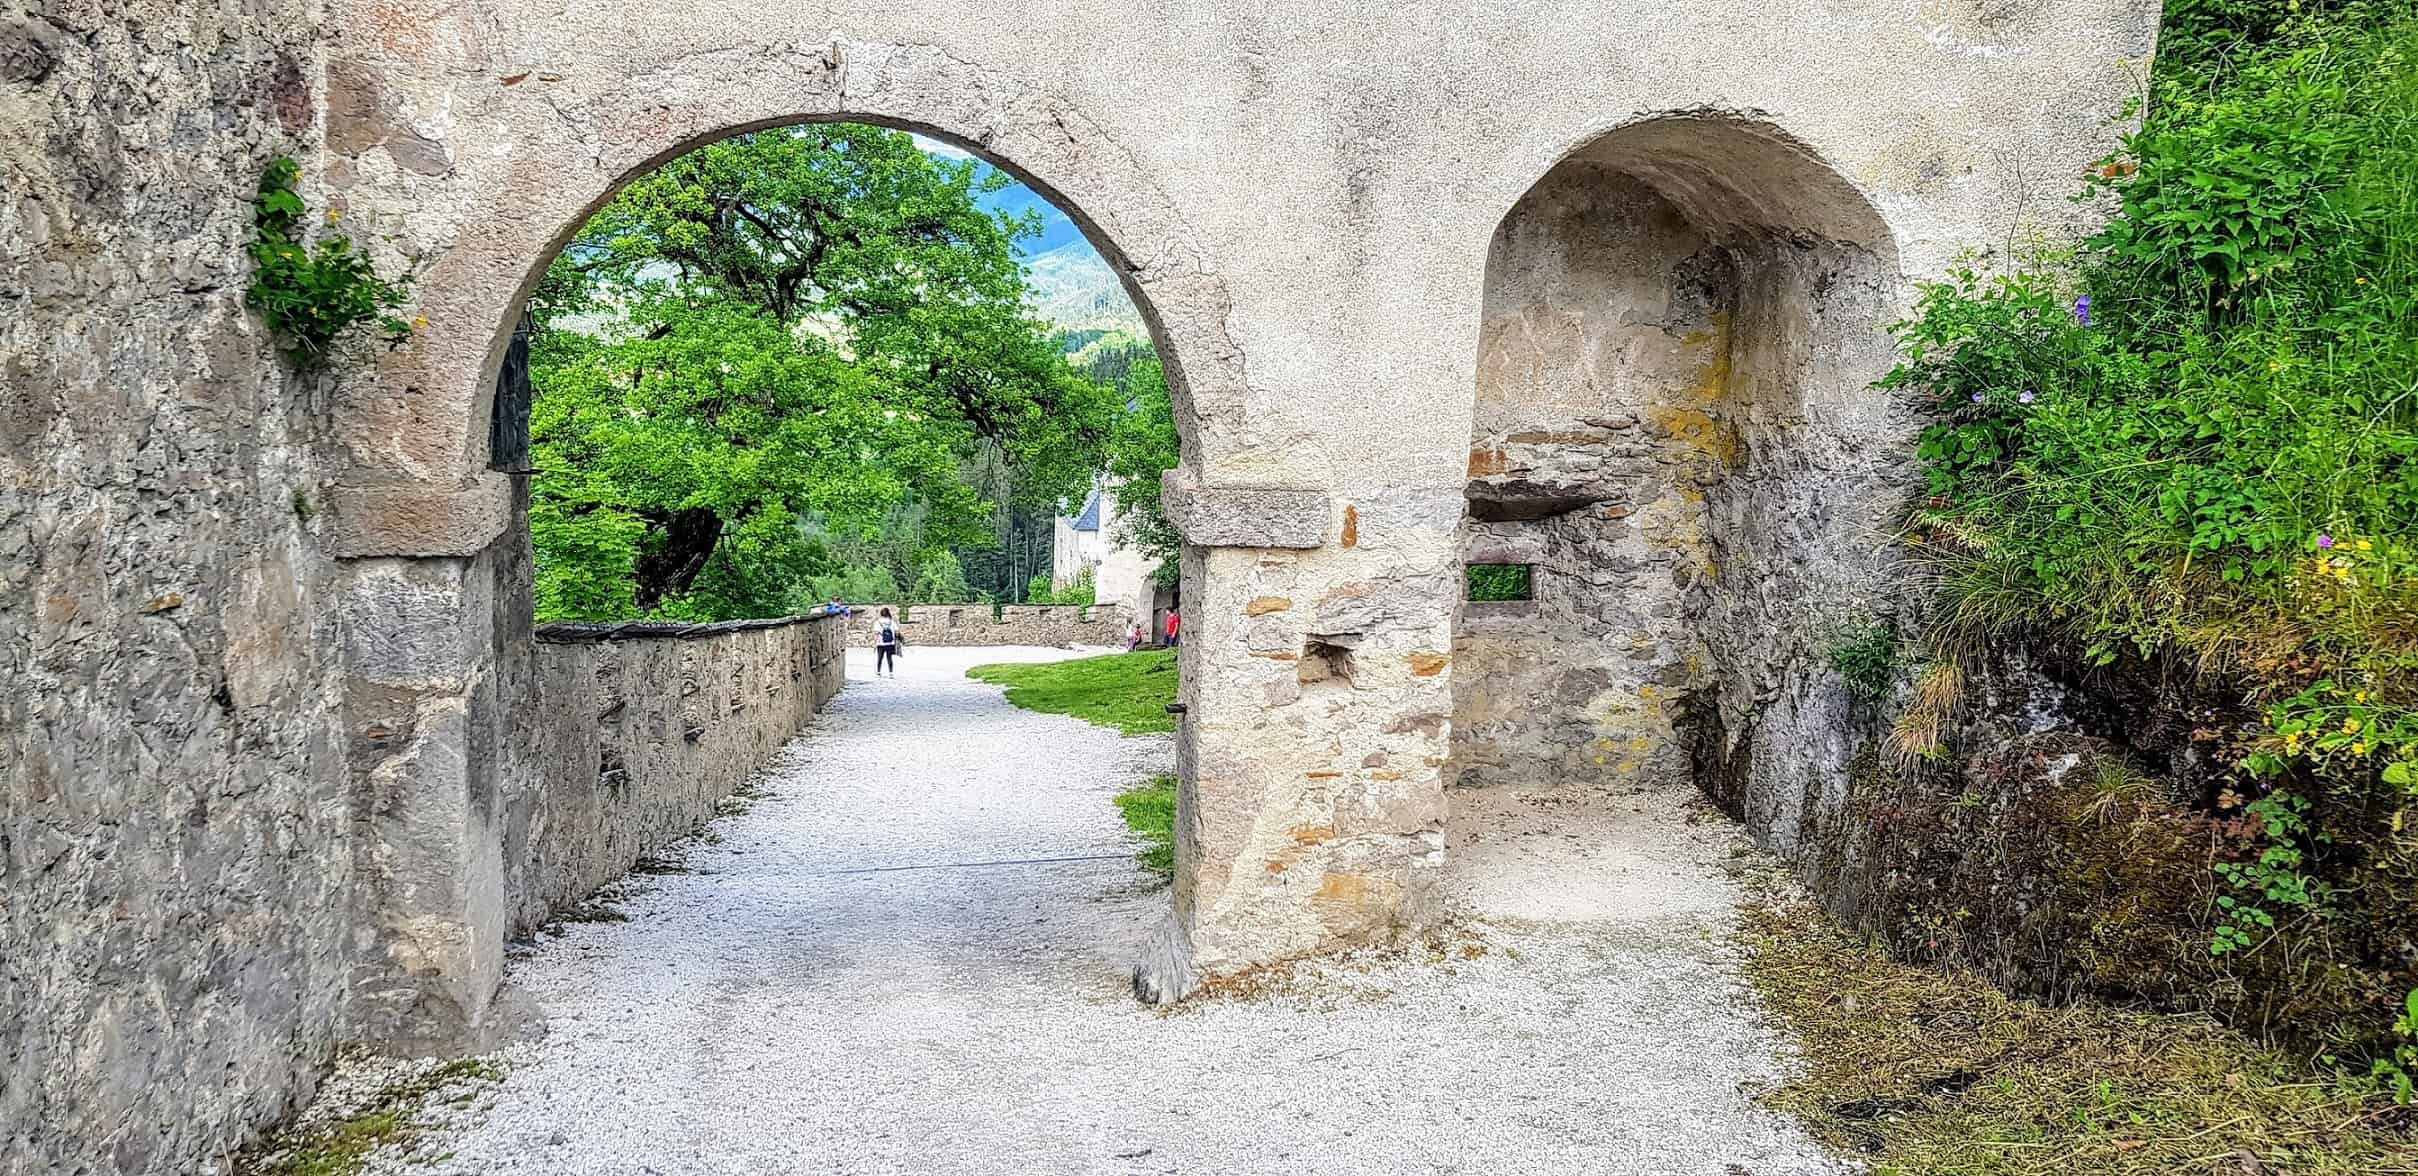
[1466,563,1533,602]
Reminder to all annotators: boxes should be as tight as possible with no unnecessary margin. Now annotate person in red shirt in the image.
[1162,606,1180,648]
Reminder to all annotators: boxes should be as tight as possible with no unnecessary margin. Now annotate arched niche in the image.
[1447,113,1903,896]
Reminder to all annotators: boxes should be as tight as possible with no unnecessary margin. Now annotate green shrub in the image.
[1884,5,2418,1064]
[1465,563,1532,601]
[245,158,412,363]
[800,564,898,608]
[1025,568,1097,606]
[909,548,974,604]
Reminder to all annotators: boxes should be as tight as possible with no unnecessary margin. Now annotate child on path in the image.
[875,608,900,676]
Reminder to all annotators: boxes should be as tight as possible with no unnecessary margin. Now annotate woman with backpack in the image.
[874,608,901,676]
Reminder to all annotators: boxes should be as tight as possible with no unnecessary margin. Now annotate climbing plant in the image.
[245,157,413,363]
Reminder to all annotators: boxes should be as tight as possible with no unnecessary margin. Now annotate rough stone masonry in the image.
[0,0,2161,1171]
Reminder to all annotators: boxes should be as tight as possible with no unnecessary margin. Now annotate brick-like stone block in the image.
[328,475,514,558]
[1161,470,1330,549]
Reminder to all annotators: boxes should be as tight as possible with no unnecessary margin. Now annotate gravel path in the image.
[366,646,1848,1176]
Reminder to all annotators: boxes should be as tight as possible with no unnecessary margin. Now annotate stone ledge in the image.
[535,612,843,644]
[1161,469,1329,549]
[328,475,514,558]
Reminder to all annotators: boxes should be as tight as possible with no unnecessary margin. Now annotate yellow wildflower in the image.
[2353,742,2368,755]
[2357,539,2373,551]
[326,208,341,224]
[2344,718,2364,735]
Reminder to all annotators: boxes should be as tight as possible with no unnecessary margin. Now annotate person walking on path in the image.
[1126,621,1144,652]
[1162,606,1179,649]
[874,607,901,676]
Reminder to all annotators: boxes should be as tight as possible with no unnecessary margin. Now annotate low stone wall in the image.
[505,615,845,934]
[838,603,1135,648]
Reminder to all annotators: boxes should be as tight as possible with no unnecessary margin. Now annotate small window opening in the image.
[1299,640,1356,688]
[1466,563,1533,602]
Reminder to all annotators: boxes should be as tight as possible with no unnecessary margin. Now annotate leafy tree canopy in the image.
[1103,356,1184,587]
[528,125,1120,619]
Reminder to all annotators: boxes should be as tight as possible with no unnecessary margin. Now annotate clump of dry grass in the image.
[1739,882,2417,1175]
[1888,655,1967,767]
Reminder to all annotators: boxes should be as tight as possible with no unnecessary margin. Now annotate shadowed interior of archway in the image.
[1444,115,1903,916]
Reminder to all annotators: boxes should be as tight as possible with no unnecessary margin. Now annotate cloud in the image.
[908,133,974,160]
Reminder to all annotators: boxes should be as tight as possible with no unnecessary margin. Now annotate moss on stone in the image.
[237,1057,504,1176]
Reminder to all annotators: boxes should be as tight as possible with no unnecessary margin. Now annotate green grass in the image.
[237,1058,505,1176]
[965,648,1179,735]
[1114,775,1177,876]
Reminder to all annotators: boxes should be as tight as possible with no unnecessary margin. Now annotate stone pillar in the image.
[330,476,520,1052]
[1140,474,1459,1000]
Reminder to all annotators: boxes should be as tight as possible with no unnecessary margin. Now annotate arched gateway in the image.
[323,38,1385,1047]
[311,6,2155,1050]
[2,4,2160,1165]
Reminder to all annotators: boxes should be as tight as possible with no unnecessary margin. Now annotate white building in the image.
[1052,485,1169,634]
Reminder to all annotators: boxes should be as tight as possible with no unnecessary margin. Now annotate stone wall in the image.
[1449,119,1907,843]
[840,603,1136,649]
[506,615,844,934]
[2,12,2166,1165]
[314,0,2158,1011]
[0,3,356,1173]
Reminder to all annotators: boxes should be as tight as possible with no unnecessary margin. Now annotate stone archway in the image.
[321,43,1343,1049]
[1445,113,1905,907]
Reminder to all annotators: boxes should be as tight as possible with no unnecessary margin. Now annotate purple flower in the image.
[1970,392,1985,404]
[2074,294,2092,325]
[2317,534,2335,549]
[2019,390,2035,404]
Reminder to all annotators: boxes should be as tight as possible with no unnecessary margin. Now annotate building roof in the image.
[1071,489,1102,532]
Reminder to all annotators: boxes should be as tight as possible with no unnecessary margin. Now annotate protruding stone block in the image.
[328,475,514,558]
[1161,469,1330,549]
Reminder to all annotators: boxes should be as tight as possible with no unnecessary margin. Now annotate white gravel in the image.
[356,645,1849,1176]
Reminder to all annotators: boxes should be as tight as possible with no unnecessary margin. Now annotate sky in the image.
[912,133,1089,257]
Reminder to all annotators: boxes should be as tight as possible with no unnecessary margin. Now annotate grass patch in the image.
[1741,882,2417,1174]
[966,648,1178,735]
[237,1057,504,1176]
[1114,774,1177,876]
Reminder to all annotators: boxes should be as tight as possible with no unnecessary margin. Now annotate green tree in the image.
[1103,356,1185,585]
[529,125,1118,619]
[910,548,975,604]
[528,296,977,619]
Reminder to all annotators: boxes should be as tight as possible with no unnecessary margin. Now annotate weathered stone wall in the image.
[314,0,2159,1012]
[0,2,354,1172]
[1453,164,1732,792]
[1448,116,1909,868]
[840,603,1136,649]
[2,11,2166,1147]
[506,615,844,934]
